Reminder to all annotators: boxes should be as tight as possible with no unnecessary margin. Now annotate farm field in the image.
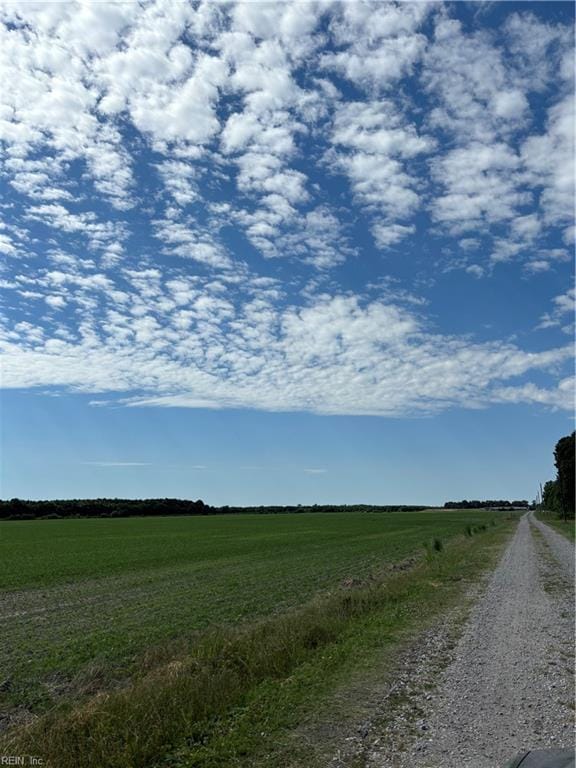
[0,510,502,592]
[2,511,496,687]
[0,510,515,767]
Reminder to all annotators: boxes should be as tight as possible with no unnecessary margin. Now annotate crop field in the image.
[3,510,497,708]
[0,510,515,768]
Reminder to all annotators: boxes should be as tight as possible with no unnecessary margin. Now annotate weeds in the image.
[465,522,492,537]
[1,574,412,768]
[423,536,444,561]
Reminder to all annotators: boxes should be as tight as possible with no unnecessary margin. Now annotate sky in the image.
[0,0,574,505]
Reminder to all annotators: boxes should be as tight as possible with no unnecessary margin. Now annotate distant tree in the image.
[554,431,575,519]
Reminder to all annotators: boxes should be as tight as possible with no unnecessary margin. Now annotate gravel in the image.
[529,512,575,581]
[365,514,575,768]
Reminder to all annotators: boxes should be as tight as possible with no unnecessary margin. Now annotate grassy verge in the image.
[1,519,515,768]
[535,511,575,542]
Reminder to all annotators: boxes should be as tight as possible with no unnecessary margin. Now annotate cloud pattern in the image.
[0,1,573,416]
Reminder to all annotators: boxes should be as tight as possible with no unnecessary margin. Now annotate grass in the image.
[0,515,515,768]
[0,510,504,591]
[0,509,503,718]
[535,510,575,542]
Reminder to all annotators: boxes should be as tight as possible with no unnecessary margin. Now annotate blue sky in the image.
[0,1,574,504]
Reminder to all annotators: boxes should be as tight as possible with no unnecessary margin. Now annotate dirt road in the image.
[353,514,574,768]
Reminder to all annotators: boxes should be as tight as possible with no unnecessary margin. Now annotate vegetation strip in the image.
[1,519,515,768]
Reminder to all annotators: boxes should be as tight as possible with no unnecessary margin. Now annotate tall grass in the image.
[464,522,491,537]
[2,576,410,768]
[422,536,444,560]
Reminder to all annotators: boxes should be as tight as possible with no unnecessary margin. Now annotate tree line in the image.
[541,431,575,520]
[0,497,207,520]
[443,500,529,509]
[0,499,431,520]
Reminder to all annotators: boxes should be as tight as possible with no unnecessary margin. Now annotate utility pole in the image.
[539,482,544,513]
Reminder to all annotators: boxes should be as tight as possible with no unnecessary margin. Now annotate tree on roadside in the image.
[554,431,575,520]
[542,480,560,515]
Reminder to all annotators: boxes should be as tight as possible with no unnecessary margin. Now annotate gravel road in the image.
[366,514,575,768]
[530,512,575,580]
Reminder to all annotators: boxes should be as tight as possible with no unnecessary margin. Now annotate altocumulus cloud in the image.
[0,1,573,417]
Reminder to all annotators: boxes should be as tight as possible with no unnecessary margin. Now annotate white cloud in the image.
[0,232,18,255]
[24,203,127,257]
[537,288,575,332]
[322,2,430,92]
[0,0,573,425]
[492,90,528,121]
[154,215,233,269]
[431,142,526,233]
[465,265,484,279]
[1,286,572,417]
[524,260,550,274]
[422,15,537,144]
[492,379,574,410]
[217,28,317,258]
[156,160,199,206]
[129,53,226,145]
[504,12,574,92]
[423,12,574,272]
[372,223,416,249]
[45,295,66,309]
[330,101,433,248]
[521,94,575,229]
[256,205,353,268]
[0,5,136,208]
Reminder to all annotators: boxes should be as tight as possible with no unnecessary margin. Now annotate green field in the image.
[1,509,505,592]
[0,510,514,767]
[2,512,496,701]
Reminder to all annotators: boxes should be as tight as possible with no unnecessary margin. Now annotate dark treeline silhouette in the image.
[0,498,207,520]
[542,431,575,520]
[214,504,429,515]
[0,499,432,520]
[443,500,529,509]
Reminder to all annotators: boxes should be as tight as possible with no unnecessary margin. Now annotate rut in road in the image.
[371,514,574,768]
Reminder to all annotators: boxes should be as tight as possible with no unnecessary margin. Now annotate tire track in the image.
[530,512,574,581]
